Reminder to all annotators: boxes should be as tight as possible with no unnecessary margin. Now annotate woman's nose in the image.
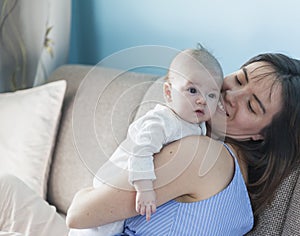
[225,89,247,107]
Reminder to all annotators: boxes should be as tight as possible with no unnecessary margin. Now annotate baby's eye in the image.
[208,93,217,99]
[188,87,197,94]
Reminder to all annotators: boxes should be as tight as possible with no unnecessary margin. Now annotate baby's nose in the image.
[196,95,206,105]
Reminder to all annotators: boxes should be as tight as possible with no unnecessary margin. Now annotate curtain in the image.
[0,0,71,92]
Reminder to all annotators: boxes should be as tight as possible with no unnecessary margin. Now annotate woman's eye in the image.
[247,101,256,114]
[235,76,242,85]
[188,87,197,94]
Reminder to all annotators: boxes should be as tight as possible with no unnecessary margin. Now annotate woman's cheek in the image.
[234,114,248,127]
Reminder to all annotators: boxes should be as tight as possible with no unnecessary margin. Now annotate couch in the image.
[2,65,300,235]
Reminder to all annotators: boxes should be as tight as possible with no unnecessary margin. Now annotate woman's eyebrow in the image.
[242,67,249,83]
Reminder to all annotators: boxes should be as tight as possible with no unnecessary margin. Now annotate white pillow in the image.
[0,80,66,198]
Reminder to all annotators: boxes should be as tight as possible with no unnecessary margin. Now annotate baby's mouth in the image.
[195,109,204,116]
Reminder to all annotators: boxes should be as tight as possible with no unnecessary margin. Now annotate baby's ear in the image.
[163,82,172,102]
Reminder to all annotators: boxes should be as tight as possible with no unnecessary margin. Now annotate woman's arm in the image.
[66,136,233,228]
[66,183,137,228]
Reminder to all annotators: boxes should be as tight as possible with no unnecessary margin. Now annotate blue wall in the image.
[69,0,300,75]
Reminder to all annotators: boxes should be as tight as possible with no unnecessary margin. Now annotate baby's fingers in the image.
[152,203,157,214]
[146,204,152,221]
[146,202,157,221]
[136,203,141,214]
[140,205,146,216]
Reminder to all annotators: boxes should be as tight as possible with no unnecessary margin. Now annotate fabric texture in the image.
[246,166,300,235]
[0,80,66,198]
[0,174,68,236]
[282,169,300,235]
[123,143,254,236]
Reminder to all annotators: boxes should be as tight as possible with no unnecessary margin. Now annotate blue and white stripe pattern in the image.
[123,143,254,236]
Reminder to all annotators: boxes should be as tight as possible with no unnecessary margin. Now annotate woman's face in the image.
[210,61,283,141]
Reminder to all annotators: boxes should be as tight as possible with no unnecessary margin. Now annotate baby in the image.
[69,45,223,236]
[129,46,223,221]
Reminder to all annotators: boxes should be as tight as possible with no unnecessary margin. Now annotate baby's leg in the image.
[0,231,24,235]
[69,221,124,236]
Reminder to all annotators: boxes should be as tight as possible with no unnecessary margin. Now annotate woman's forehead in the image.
[244,61,275,79]
[246,62,282,112]
[245,62,280,92]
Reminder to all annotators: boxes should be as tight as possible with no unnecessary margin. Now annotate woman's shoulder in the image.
[185,136,236,201]
[157,135,234,169]
[154,135,236,202]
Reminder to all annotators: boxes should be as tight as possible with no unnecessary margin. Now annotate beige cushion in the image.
[0,81,66,198]
[47,65,158,214]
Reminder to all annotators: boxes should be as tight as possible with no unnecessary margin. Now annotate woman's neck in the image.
[226,143,249,184]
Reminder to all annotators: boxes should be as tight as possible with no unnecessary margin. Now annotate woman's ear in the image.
[163,82,172,102]
[251,134,264,141]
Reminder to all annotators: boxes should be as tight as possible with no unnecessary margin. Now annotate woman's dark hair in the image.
[226,53,300,217]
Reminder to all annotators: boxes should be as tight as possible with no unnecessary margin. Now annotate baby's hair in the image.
[190,43,224,80]
[165,44,223,84]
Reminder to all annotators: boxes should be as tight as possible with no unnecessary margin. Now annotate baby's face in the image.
[165,54,222,124]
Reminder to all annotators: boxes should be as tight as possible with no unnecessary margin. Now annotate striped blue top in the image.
[123,143,254,236]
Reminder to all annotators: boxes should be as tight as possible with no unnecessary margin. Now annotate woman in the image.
[66,52,300,235]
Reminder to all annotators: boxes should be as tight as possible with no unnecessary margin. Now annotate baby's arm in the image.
[127,107,171,220]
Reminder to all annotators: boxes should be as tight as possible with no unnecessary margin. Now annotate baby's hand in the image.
[136,190,156,221]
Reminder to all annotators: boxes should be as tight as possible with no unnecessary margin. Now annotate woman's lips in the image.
[217,101,228,116]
